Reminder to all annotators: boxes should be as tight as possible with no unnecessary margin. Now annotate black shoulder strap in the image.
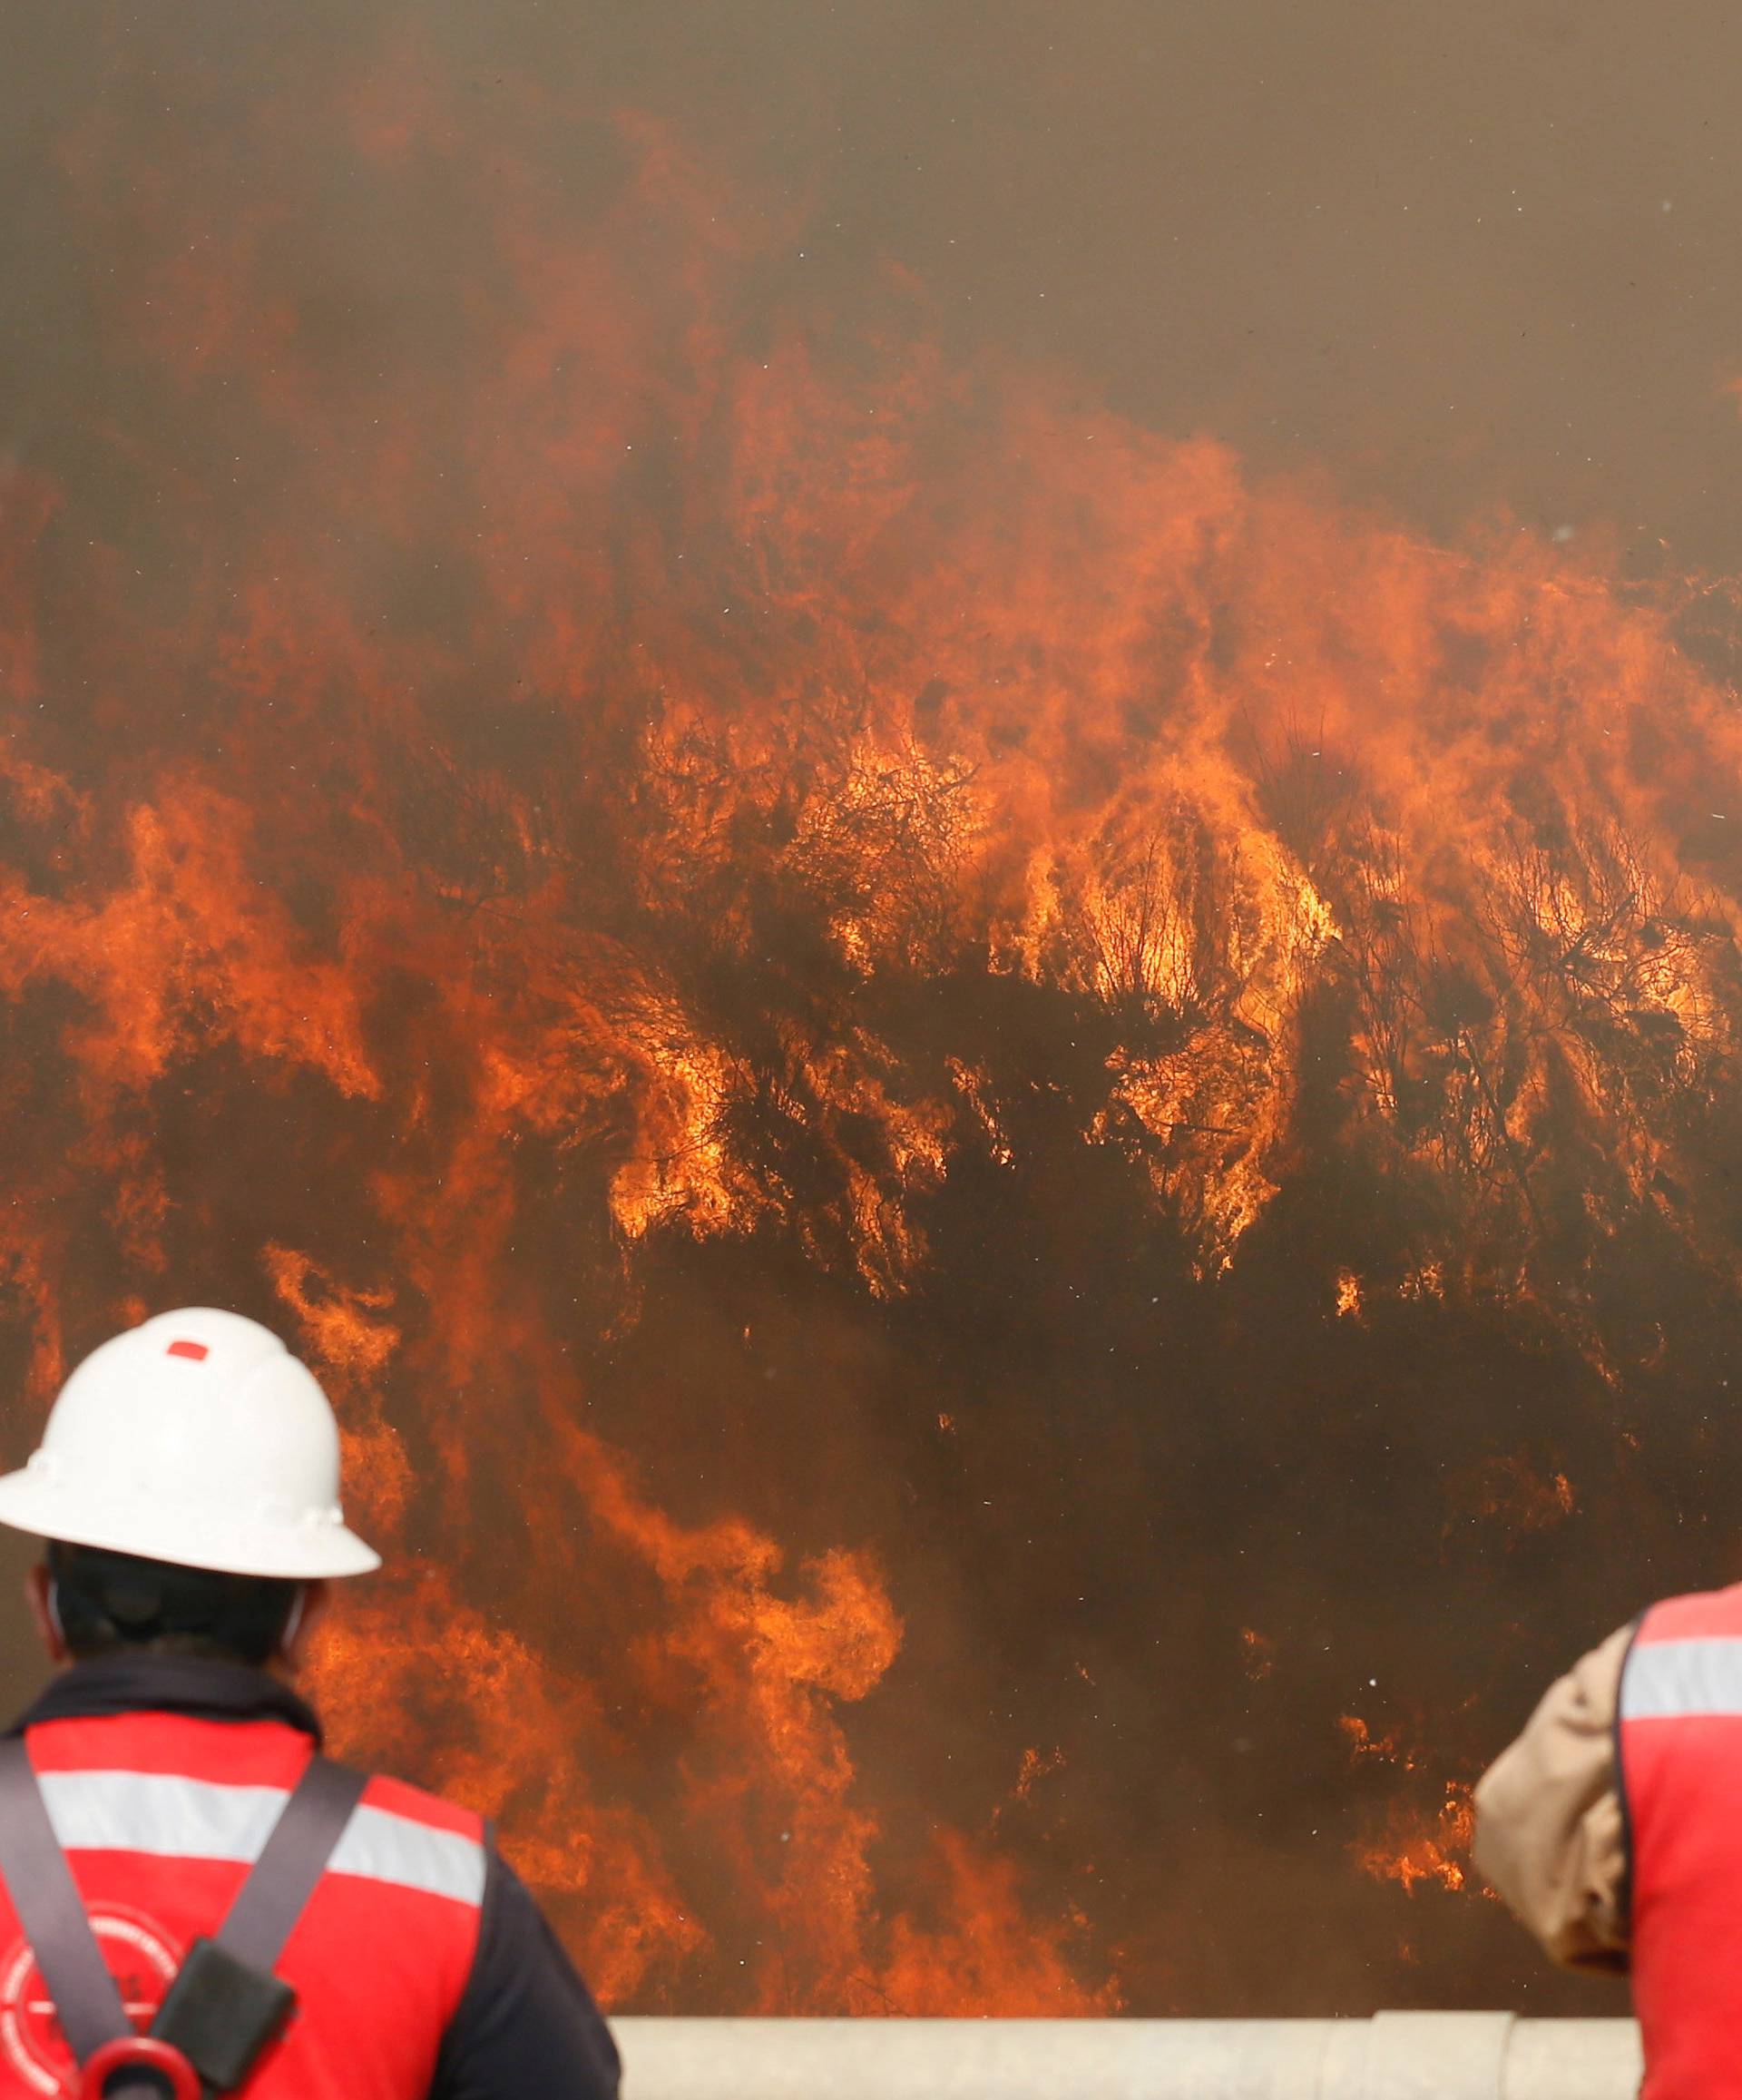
[0,1738,367,2089]
[0,1736,131,2062]
[217,1755,367,1968]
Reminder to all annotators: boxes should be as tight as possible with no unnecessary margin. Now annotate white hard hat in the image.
[0,1308,380,1580]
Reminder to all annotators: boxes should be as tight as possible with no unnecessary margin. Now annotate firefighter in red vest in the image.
[0,1306,621,2100]
[1473,1590,1742,2097]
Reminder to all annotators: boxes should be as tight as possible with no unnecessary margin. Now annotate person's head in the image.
[26,1541,328,1673]
[0,1308,378,1673]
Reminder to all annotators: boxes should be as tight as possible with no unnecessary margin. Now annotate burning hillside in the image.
[0,36,1737,2017]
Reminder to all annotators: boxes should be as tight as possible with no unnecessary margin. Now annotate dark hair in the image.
[46,1541,303,1666]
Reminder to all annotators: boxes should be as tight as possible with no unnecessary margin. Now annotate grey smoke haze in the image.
[5,1,1742,563]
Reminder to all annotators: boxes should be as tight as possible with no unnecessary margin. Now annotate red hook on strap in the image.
[81,2036,201,2100]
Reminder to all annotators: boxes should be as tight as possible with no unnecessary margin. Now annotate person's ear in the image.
[277,1580,329,1671]
[25,1564,67,1665]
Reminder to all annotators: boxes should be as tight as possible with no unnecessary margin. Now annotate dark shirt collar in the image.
[5,1653,322,1743]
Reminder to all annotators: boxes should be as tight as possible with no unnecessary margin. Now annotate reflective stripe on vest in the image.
[1619,1585,1742,2100]
[1623,1639,1742,1720]
[34,1771,484,1908]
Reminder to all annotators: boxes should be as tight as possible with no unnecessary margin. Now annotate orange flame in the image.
[1240,1630,1277,1681]
[1338,1715,1421,1771]
[1444,1451,1577,1542]
[1354,1783,1480,1899]
[4,45,1739,2015]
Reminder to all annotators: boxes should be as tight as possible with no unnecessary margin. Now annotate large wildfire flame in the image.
[1,50,1738,2015]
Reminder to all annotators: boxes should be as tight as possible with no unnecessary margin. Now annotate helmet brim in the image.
[0,1469,383,1580]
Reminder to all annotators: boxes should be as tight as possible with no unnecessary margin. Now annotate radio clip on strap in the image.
[0,1740,367,2099]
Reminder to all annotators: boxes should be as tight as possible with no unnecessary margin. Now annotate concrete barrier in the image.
[613,2013,1642,2100]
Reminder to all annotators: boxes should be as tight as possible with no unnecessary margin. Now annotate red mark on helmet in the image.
[165,1339,209,1362]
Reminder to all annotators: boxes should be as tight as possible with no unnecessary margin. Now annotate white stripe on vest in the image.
[35,1770,484,1908]
[1622,1637,1742,1720]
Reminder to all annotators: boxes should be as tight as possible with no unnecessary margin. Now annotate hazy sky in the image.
[9,0,1742,567]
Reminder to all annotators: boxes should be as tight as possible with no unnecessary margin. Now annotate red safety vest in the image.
[0,1707,484,2098]
[1619,1583,1742,2099]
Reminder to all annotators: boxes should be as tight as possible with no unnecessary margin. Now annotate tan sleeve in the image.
[1471,1621,1634,1973]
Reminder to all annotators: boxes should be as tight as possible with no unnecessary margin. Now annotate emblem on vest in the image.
[0,1909,179,2095]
